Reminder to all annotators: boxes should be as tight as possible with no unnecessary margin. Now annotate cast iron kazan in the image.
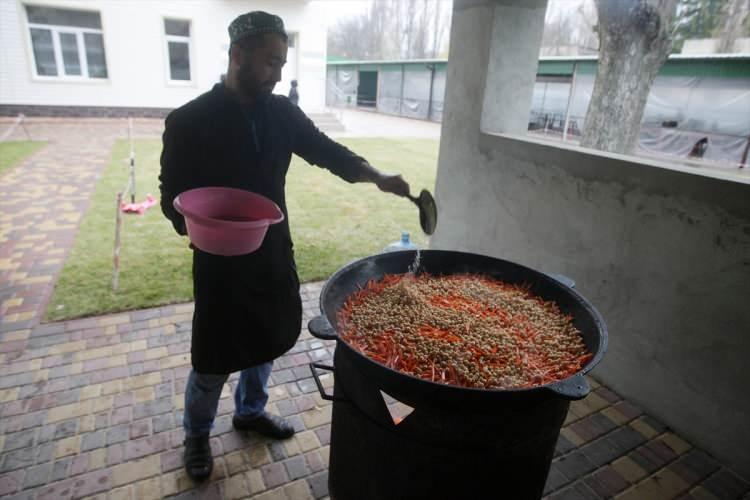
[307,250,608,500]
[309,250,607,403]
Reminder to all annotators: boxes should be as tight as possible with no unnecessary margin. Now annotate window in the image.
[25,5,108,79]
[165,19,191,82]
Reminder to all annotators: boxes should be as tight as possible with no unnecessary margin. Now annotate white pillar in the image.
[480,0,548,134]
[432,0,549,248]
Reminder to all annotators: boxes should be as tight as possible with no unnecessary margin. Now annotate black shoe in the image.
[183,434,213,482]
[232,411,295,439]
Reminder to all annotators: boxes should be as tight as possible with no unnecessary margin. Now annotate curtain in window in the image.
[30,28,57,76]
[168,42,191,81]
[60,32,81,75]
[84,33,107,78]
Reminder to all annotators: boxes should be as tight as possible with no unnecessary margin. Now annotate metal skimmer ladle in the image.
[406,189,437,235]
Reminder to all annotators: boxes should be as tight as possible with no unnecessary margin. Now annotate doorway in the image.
[357,71,378,108]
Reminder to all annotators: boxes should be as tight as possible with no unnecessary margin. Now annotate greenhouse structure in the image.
[326,54,750,165]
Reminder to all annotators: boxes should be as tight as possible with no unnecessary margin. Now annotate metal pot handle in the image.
[310,363,347,402]
[546,273,575,289]
[543,274,589,400]
[308,316,338,340]
[547,374,590,400]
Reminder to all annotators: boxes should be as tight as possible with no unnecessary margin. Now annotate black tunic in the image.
[159,83,365,374]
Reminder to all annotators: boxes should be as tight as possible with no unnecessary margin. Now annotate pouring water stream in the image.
[408,248,422,275]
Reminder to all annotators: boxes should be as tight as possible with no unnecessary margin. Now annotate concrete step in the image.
[307,112,346,133]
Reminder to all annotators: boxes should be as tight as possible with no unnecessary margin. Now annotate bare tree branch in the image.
[327,0,452,60]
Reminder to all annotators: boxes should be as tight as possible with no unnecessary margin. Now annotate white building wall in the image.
[0,0,327,111]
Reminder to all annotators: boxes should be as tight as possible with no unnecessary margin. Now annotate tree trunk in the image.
[581,0,677,155]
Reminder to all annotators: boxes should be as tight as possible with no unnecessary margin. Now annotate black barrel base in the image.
[328,393,567,500]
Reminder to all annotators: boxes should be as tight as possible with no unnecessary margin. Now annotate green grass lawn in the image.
[0,140,46,176]
[45,137,438,321]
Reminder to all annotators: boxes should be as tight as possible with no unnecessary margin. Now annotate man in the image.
[159,11,410,482]
[288,79,299,106]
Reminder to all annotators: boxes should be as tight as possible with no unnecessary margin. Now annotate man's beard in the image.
[236,64,254,97]
[237,64,264,97]
[236,63,271,98]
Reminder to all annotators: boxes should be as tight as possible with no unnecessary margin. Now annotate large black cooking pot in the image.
[308,250,608,500]
[309,250,607,406]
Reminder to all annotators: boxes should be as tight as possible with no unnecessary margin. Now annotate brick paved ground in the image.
[0,118,163,334]
[1,118,749,499]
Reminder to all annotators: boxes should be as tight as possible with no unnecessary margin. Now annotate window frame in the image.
[56,28,86,77]
[25,11,108,82]
[163,17,194,86]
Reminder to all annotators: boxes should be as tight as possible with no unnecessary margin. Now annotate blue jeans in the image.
[183,361,273,437]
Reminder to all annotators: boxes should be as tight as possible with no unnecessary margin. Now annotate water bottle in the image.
[383,231,418,253]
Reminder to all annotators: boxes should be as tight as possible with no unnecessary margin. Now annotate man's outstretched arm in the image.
[288,102,410,197]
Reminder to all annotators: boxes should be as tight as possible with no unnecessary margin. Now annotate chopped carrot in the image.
[340,273,591,390]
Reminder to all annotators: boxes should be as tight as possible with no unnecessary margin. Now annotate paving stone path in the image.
[0,119,748,499]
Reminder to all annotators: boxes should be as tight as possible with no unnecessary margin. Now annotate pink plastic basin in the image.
[173,187,284,256]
